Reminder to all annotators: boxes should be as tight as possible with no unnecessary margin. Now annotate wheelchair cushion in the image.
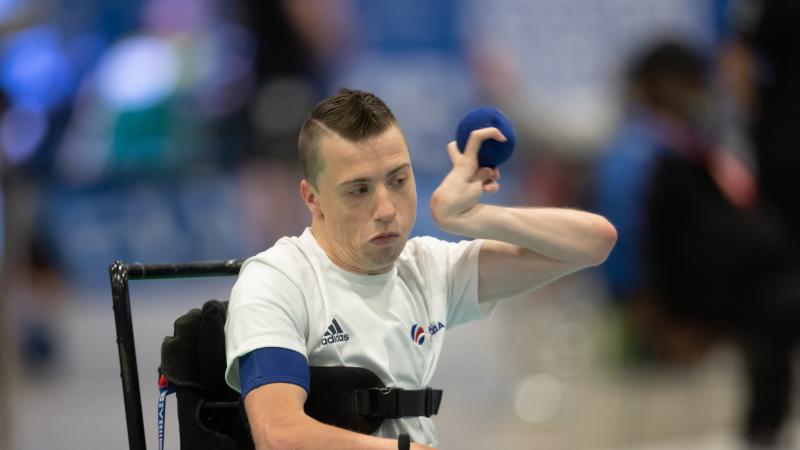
[198,300,238,402]
[160,306,204,390]
[161,300,253,449]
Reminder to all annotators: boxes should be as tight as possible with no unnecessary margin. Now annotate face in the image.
[301,125,417,274]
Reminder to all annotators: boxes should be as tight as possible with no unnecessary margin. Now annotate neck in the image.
[309,222,392,275]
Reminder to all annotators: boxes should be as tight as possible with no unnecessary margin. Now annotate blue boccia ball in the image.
[455,106,516,168]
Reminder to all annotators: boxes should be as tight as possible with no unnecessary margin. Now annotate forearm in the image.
[251,414,431,450]
[245,383,435,450]
[434,203,617,266]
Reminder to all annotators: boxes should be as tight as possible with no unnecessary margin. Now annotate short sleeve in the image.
[414,237,496,329]
[224,259,309,393]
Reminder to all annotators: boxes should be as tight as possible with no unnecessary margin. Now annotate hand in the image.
[430,127,504,232]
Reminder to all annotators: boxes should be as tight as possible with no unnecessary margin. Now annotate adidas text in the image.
[322,333,350,345]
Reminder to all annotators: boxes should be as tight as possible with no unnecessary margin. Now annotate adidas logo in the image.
[321,318,350,345]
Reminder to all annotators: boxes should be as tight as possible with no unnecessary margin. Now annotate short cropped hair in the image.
[298,88,397,187]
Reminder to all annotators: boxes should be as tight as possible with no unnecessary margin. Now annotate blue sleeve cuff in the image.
[239,347,310,399]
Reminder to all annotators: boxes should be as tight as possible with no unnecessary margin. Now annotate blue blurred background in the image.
[2,0,799,449]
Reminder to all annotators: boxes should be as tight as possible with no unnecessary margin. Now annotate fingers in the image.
[483,179,500,192]
[473,166,501,192]
[447,141,460,165]
[474,166,493,179]
[462,127,507,162]
[445,134,502,193]
[473,166,498,182]
[448,128,507,169]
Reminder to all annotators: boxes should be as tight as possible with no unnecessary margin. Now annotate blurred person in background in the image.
[0,0,354,370]
[44,0,354,279]
[719,0,800,445]
[0,1,80,378]
[735,0,800,238]
[0,0,352,399]
[0,0,352,447]
[234,0,355,248]
[593,39,800,448]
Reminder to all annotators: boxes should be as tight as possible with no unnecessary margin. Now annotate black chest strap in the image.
[305,366,444,434]
[355,387,442,418]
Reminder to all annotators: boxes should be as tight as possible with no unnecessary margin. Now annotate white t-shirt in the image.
[224,228,497,446]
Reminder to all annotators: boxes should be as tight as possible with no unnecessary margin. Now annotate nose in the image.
[373,185,397,223]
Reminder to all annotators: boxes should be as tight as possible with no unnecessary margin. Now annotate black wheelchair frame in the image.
[109,259,244,450]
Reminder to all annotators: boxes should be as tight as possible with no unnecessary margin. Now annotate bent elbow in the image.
[587,218,618,266]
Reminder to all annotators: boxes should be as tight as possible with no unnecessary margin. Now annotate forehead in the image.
[319,126,410,184]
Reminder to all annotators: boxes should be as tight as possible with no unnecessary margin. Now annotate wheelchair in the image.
[109,259,248,450]
[109,259,440,450]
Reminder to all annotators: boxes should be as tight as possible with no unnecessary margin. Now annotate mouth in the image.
[369,232,400,246]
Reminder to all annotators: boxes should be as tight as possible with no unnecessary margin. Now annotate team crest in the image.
[410,323,426,345]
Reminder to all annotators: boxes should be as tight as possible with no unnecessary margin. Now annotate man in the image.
[225,88,616,450]
[594,40,800,448]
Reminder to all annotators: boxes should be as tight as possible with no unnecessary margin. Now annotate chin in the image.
[369,244,404,269]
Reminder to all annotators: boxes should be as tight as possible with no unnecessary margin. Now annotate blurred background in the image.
[2,0,799,448]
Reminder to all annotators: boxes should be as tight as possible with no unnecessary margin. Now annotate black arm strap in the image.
[355,387,443,418]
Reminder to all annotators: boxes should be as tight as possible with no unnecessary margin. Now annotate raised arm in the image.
[245,383,435,450]
[430,128,617,304]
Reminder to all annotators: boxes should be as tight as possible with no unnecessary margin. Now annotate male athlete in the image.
[225,88,617,450]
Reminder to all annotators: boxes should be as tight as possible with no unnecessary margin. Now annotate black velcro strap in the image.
[355,387,442,418]
[397,434,410,450]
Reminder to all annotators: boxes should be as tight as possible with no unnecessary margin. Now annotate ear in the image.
[300,179,323,217]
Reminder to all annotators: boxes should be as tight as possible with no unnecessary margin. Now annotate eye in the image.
[348,185,369,197]
[390,177,407,187]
